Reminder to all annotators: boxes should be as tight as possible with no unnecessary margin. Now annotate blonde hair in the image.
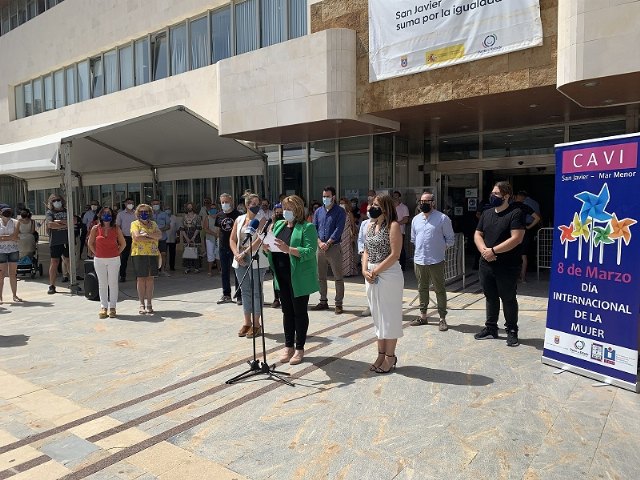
[282,195,305,223]
[243,191,260,206]
[134,203,151,217]
[47,193,65,210]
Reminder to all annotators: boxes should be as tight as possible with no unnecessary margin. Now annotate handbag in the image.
[182,245,198,259]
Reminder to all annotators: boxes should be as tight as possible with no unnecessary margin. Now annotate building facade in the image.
[1,0,639,229]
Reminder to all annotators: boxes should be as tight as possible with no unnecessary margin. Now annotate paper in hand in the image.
[264,231,283,252]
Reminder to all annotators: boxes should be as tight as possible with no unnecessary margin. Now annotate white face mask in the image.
[53,201,62,209]
[283,210,295,222]
[152,204,160,212]
[91,205,98,211]
[221,202,232,212]
[126,203,134,210]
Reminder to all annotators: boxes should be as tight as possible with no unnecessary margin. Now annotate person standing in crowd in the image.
[130,204,162,314]
[363,194,404,374]
[339,197,358,277]
[260,199,272,221]
[474,181,526,347]
[0,204,21,303]
[81,200,99,258]
[360,189,377,218]
[116,198,136,282]
[358,199,373,317]
[165,206,179,272]
[198,197,212,244]
[45,194,75,294]
[230,192,269,338]
[270,203,284,308]
[313,186,346,314]
[151,199,171,277]
[88,206,126,318]
[17,208,37,259]
[216,193,241,304]
[263,195,319,365]
[514,190,542,283]
[203,201,220,277]
[306,200,321,223]
[410,192,455,331]
[392,191,410,271]
[180,201,202,274]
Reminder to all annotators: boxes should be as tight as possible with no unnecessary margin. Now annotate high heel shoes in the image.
[369,351,385,371]
[375,354,397,374]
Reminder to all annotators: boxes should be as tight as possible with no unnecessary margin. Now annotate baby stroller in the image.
[17,231,43,279]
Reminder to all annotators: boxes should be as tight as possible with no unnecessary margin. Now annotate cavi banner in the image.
[543,133,640,392]
[368,0,543,82]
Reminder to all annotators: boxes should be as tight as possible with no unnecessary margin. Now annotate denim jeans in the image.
[234,265,267,318]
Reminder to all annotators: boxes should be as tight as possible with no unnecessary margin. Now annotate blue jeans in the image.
[234,265,267,317]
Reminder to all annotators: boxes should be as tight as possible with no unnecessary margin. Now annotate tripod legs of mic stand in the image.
[225,359,294,386]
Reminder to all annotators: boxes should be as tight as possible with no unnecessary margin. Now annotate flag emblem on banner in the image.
[604,347,616,365]
[554,335,560,344]
[400,56,408,68]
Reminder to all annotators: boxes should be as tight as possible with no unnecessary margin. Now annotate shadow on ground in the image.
[0,334,30,347]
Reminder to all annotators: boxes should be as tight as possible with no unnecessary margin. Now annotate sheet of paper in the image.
[263,231,283,252]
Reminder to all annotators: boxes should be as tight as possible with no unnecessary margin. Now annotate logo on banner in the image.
[574,340,585,350]
[554,335,560,344]
[400,56,408,68]
[604,347,616,365]
[483,34,497,48]
[591,343,603,361]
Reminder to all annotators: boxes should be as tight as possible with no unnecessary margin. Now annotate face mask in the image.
[126,203,134,210]
[53,201,62,209]
[340,204,347,210]
[420,202,432,213]
[367,210,372,219]
[102,214,112,223]
[186,207,193,213]
[262,205,269,211]
[369,207,382,219]
[208,208,218,215]
[283,210,295,222]
[275,213,284,221]
[139,211,150,221]
[164,209,171,215]
[21,213,29,219]
[221,203,232,212]
[322,197,333,207]
[249,205,260,215]
[91,205,98,211]
[1,210,12,218]
[489,194,505,208]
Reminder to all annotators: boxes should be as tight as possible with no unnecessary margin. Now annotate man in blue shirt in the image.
[313,186,347,314]
[152,199,171,276]
[410,192,455,331]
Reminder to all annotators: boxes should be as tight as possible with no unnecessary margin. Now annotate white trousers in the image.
[205,238,219,262]
[94,256,120,309]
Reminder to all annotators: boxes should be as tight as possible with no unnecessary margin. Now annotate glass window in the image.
[1,6,10,35]
[119,44,134,90]
[18,0,26,25]
[190,16,209,70]
[37,0,45,14]
[23,82,32,116]
[340,153,369,204]
[283,143,307,199]
[569,120,626,142]
[152,32,168,80]
[235,0,258,55]
[373,135,393,190]
[339,136,369,151]
[483,128,564,158]
[32,77,43,114]
[192,179,208,211]
[15,85,25,119]
[10,0,17,29]
[65,65,77,105]
[142,183,154,205]
[175,179,190,212]
[310,140,336,202]
[53,69,64,108]
[169,23,187,75]
[134,37,150,85]
[45,0,55,9]
[127,183,141,206]
[439,134,479,161]
[261,0,286,47]
[158,181,174,212]
[288,0,307,39]
[283,143,305,157]
[77,60,90,101]
[262,145,280,203]
[27,0,36,20]
[90,56,103,98]
[211,6,231,63]
[45,73,55,112]
[104,49,118,94]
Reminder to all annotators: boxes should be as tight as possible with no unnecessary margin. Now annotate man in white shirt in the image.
[393,191,410,270]
[116,198,136,282]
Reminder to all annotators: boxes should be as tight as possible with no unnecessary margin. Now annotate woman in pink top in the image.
[88,207,126,319]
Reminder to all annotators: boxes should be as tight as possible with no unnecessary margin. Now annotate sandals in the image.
[13,296,23,302]
[375,354,398,374]
[369,351,385,371]
[99,308,108,319]
[146,303,154,314]
[139,304,146,315]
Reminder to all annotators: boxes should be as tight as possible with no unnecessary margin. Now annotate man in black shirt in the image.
[473,181,525,346]
[215,193,240,304]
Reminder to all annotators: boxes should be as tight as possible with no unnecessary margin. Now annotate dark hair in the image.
[20,208,32,218]
[97,206,116,227]
[323,186,336,197]
[393,191,401,197]
[374,194,398,224]
[516,190,528,197]
[124,197,133,203]
[495,181,513,197]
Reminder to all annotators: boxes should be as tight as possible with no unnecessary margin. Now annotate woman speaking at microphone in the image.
[263,195,319,365]
[230,192,269,338]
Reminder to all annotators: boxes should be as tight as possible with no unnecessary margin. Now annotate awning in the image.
[0,105,265,190]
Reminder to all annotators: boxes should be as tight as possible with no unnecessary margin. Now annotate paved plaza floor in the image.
[1,260,639,479]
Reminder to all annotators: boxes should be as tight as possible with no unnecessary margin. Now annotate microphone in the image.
[241,218,260,246]
[259,218,273,235]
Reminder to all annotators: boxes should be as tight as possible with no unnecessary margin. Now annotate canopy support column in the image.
[62,142,81,295]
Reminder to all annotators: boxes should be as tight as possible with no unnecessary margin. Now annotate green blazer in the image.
[265,220,319,297]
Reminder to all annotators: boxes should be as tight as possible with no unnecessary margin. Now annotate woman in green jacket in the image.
[263,195,319,365]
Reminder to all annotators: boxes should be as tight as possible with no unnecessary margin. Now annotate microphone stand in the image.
[225,224,293,386]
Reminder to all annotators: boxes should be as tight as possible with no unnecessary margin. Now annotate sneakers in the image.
[289,349,304,365]
[410,316,428,326]
[217,295,233,304]
[506,330,520,347]
[438,318,449,331]
[334,305,344,315]
[47,285,56,295]
[311,302,329,311]
[109,308,117,318]
[158,270,170,277]
[474,327,498,340]
[61,276,69,283]
[279,347,294,363]
[236,297,243,306]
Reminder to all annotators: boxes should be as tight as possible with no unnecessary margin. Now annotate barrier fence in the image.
[536,227,554,281]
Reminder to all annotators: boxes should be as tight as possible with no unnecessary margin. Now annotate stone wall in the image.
[311,0,558,115]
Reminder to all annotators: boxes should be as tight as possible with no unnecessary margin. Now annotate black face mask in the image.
[369,206,382,219]
[420,203,432,213]
[275,214,284,221]
[489,194,505,208]
[21,214,29,219]
[249,205,260,215]
[1,210,12,218]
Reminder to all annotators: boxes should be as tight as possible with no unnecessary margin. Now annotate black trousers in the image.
[119,236,132,279]
[399,234,406,270]
[479,259,520,332]
[277,269,310,350]
[167,242,176,270]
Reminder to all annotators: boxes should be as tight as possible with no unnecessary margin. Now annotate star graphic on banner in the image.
[571,213,591,240]
[574,184,613,224]
[609,214,637,245]
[558,224,576,244]
[592,224,614,247]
